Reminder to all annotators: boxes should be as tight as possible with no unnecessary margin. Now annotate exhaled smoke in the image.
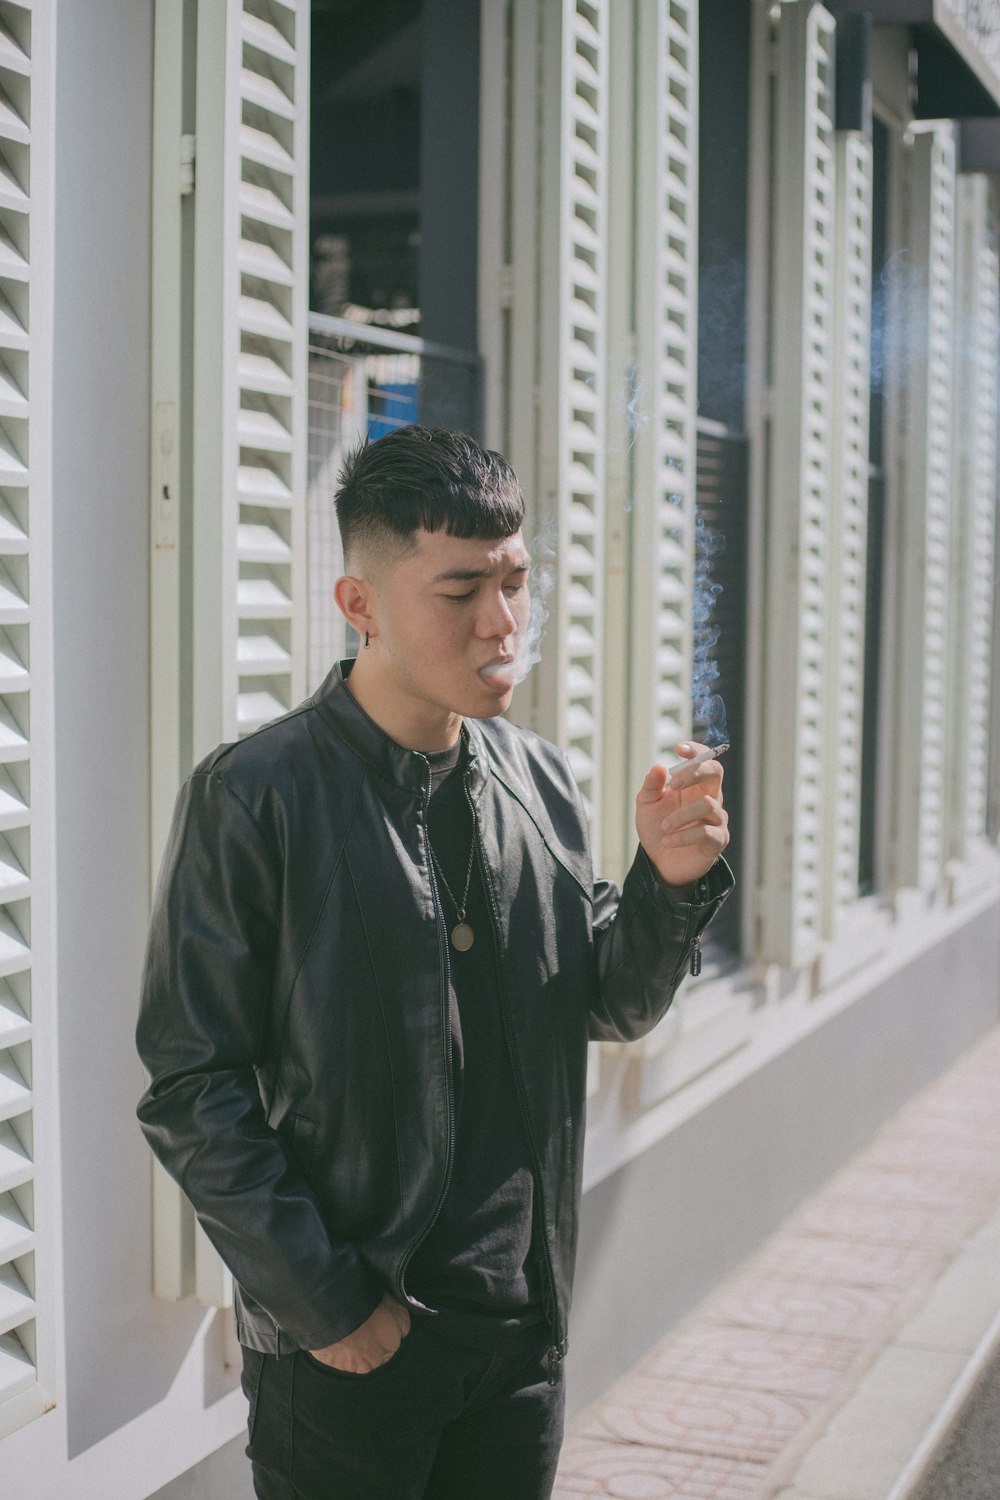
[692,512,729,748]
[871,248,933,398]
[514,523,556,684]
[623,366,649,456]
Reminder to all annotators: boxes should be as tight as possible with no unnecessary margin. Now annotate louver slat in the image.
[181,0,308,1309]
[895,128,955,893]
[630,0,698,839]
[0,21,28,79]
[233,0,305,746]
[0,1198,30,1264]
[947,175,998,864]
[543,0,608,844]
[0,0,45,1438]
[759,1,836,968]
[824,131,872,935]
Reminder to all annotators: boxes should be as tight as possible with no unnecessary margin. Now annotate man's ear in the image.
[334,574,377,640]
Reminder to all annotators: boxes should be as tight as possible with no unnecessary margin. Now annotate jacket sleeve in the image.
[136,771,382,1349]
[588,847,734,1042]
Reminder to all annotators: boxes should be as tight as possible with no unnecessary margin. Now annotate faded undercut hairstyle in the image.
[335,425,525,574]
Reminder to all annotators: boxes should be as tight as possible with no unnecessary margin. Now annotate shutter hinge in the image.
[180,134,196,196]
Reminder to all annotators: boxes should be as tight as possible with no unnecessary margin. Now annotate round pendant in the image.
[451,922,475,952]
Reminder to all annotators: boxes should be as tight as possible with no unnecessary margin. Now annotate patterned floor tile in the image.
[862,1131,1000,1181]
[556,1025,1000,1498]
[574,1374,818,1464]
[823,1163,987,1212]
[708,1274,900,1341]
[640,1322,860,1400]
[786,1195,967,1249]
[553,1439,768,1499]
[742,1230,940,1291]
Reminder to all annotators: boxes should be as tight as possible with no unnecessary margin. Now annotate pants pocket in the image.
[299,1327,415,1382]
[241,1346,266,1446]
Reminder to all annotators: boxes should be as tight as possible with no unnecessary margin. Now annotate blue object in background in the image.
[367,383,419,440]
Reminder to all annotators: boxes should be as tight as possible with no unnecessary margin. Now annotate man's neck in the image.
[344,656,463,753]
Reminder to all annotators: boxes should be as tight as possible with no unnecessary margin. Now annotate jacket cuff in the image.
[640,850,735,911]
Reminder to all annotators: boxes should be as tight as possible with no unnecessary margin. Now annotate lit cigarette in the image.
[667,742,730,780]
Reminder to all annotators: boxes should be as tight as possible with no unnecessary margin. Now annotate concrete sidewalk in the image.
[553,1021,1000,1500]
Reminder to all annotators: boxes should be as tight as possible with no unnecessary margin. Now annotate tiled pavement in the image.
[553,1023,1000,1500]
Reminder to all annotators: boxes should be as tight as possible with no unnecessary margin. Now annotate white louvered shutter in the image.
[947,174,998,862]
[757,2,835,967]
[0,0,55,1437]
[193,0,308,758]
[893,128,955,894]
[533,0,608,851]
[627,0,698,842]
[823,130,872,936]
[161,0,309,1309]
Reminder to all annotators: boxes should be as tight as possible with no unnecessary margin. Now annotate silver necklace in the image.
[428,837,476,952]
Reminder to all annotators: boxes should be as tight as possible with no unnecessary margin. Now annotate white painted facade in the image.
[0,2,998,1495]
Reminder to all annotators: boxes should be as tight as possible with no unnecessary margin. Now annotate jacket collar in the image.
[311,659,490,801]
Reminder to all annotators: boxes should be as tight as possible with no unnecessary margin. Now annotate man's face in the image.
[372,527,532,722]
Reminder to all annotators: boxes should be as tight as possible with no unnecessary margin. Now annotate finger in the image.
[636,764,669,804]
[656,822,729,855]
[669,757,725,792]
[660,796,726,832]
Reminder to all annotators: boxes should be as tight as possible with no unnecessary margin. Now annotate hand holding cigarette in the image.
[634,741,730,890]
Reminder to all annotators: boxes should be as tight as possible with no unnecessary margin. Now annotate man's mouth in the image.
[478,658,519,691]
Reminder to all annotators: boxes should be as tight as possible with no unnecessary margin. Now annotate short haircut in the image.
[335,425,525,571]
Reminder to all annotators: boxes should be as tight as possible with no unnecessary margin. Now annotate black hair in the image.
[335,425,525,563]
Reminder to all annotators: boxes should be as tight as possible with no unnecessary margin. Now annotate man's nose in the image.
[477,590,518,638]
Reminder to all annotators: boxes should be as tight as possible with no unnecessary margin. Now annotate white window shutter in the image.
[531,0,608,851]
[757,1,836,968]
[149,0,309,1311]
[947,174,998,861]
[192,0,308,758]
[627,0,698,836]
[823,130,872,936]
[893,127,955,893]
[0,0,56,1438]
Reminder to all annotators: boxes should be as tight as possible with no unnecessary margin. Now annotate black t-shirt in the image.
[405,737,547,1350]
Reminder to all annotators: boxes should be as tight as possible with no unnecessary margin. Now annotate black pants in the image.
[241,1320,566,1500]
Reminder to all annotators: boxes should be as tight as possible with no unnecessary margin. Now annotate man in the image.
[137,425,732,1500]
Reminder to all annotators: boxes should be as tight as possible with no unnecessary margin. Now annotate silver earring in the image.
[364,632,370,650]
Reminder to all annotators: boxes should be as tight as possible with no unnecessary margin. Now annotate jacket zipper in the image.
[688,876,712,976]
[394,769,457,1304]
[466,779,566,1383]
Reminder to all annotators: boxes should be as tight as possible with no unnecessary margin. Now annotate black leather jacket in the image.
[137,662,732,1361]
